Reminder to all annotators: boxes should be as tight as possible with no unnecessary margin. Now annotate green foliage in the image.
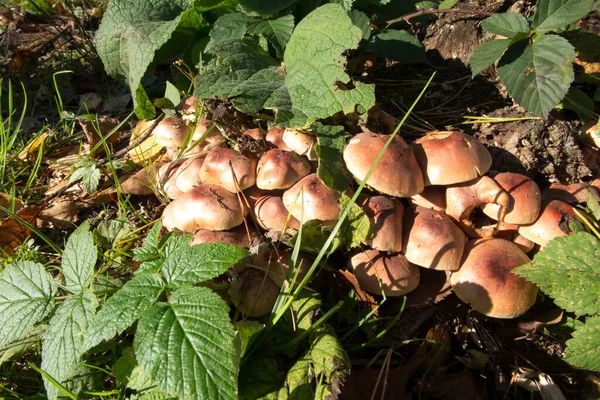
[61,221,97,293]
[469,0,595,118]
[68,161,101,194]
[367,29,429,64]
[314,124,351,192]
[515,232,600,371]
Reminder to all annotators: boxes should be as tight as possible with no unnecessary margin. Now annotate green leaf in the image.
[205,13,249,53]
[84,272,164,351]
[291,220,344,255]
[161,242,249,287]
[470,39,511,77]
[41,290,96,400]
[497,34,575,118]
[313,124,351,192]
[564,315,600,372]
[339,193,372,249]
[133,222,163,263]
[239,358,284,400]
[481,13,530,38]
[62,222,97,294]
[135,83,157,119]
[514,232,600,315]
[69,164,101,194]
[285,357,314,399]
[367,29,429,64]
[238,0,301,14]
[438,0,458,8]
[164,81,181,109]
[331,0,355,11]
[235,320,265,359]
[309,326,351,399]
[134,286,237,400]
[246,14,295,58]
[562,86,596,123]
[348,10,371,40]
[0,261,56,348]
[94,218,132,250]
[532,0,595,34]
[284,4,375,124]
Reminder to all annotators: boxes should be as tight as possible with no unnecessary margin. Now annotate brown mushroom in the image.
[343,132,424,197]
[542,182,600,204]
[450,238,537,319]
[254,195,301,232]
[191,225,252,248]
[518,200,581,247]
[283,129,317,160]
[409,185,446,212]
[156,160,185,200]
[153,116,191,149]
[256,149,312,190]
[199,146,257,193]
[481,172,541,225]
[282,173,341,226]
[266,127,293,151]
[174,154,205,193]
[162,184,247,232]
[412,131,491,186]
[402,207,466,271]
[361,196,404,252]
[495,222,535,253]
[251,249,312,288]
[349,250,420,296]
[230,268,279,317]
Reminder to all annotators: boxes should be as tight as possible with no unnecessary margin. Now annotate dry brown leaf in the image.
[38,198,81,229]
[77,116,121,150]
[115,168,156,196]
[0,206,42,255]
[337,269,379,313]
[129,120,163,165]
[78,92,103,111]
[17,131,48,161]
[0,193,23,218]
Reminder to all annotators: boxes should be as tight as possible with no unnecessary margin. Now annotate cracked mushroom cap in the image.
[450,238,537,319]
[256,149,312,190]
[481,172,541,225]
[343,132,424,197]
[153,117,191,148]
[412,131,492,186]
[282,173,341,225]
[349,250,420,296]
[517,200,580,247]
[199,146,257,193]
[361,196,404,252]
[283,129,317,160]
[162,184,247,232]
[402,207,466,271]
[266,127,293,151]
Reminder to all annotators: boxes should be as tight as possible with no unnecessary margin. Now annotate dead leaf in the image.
[129,120,164,165]
[338,269,379,313]
[114,168,156,196]
[101,94,131,113]
[17,131,48,161]
[0,193,23,218]
[78,92,103,111]
[77,116,121,157]
[0,206,42,255]
[38,198,80,229]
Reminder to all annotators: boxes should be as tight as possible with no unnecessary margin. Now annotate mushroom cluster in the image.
[143,100,596,320]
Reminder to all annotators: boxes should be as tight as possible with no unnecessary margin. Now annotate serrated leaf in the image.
[291,290,322,330]
[62,222,97,294]
[239,358,284,400]
[238,0,301,14]
[470,39,511,77]
[481,13,530,38]
[133,221,163,263]
[514,232,600,315]
[94,218,132,250]
[313,124,351,192]
[41,290,96,400]
[84,272,164,351]
[497,34,575,118]
[246,14,295,58]
[284,4,375,124]
[532,0,595,34]
[564,316,600,372]
[367,29,429,64]
[0,261,56,348]
[285,357,314,399]
[161,242,249,287]
[205,13,249,53]
[339,193,372,249]
[331,0,354,11]
[309,326,350,399]
[348,10,371,40]
[134,286,237,400]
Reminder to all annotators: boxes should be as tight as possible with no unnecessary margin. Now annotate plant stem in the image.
[387,8,496,26]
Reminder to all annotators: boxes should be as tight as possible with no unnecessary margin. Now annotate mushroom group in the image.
[139,99,595,319]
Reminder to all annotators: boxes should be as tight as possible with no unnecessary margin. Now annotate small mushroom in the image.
[174,154,205,193]
[450,238,537,319]
[153,116,191,149]
[349,250,420,297]
[254,195,301,232]
[156,160,185,200]
[518,200,581,247]
[412,131,491,186]
[343,132,424,197]
[283,129,317,160]
[256,149,312,190]
[266,127,293,151]
[162,184,247,232]
[191,225,252,248]
[361,196,404,252]
[200,146,257,193]
[282,174,341,226]
[230,268,279,317]
[542,182,600,204]
[481,172,541,225]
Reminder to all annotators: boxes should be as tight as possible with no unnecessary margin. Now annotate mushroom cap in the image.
[481,172,541,224]
[450,238,537,319]
[157,161,185,200]
[495,222,535,253]
[266,127,293,151]
[343,132,424,197]
[190,225,251,248]
[256,149,312,190]
[543,182,600,205]
[518,200,579,247]
[402,207,466,271]
[154,117,191,148]
[190,120,223,150]
[412,131,492,186]
[349,250,420,296]
[175,154,205,193]
[254,195,301,232]
[230,268,279,317]
[251,249,312,288]
[282,173,341,225]
[243,185,272,209]
[361,196,404,252]
[409,185,446,212]
[199,146,257,193]
[162,184,247,232]
[283,129,317,160]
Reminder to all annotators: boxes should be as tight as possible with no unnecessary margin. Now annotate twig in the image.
[387,8,496,26]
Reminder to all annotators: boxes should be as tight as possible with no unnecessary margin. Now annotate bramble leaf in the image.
[205,13,248,53]
[314,124,351,192]
[497,34,575,118]
[62,222,97,294]
[310,326,351,399]
[367,29,429,64]
[41,290,96,400]
[134,286,237,400]
[84,272,164,351]
[564,316,600,372]
[339,193,372,249]
[514,232,600,315]
[238,0,301,15]
[246,14,295,58]
[470,39,511,77]
[284,4,375,125]
[0,261,56,348]
[532,0,595,34]
[161,242,249,287]
[481,13,530,38]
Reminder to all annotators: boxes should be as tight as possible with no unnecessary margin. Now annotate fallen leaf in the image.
[101,94,131,113]
[338,269,379,313]
[114,168,156,196]
[79,92,103,111]
[0,206,42,255]
[0,193,23,218]
[77,116,121,157]
[38,198,80,229]
[17,131,48,161]
[128,120,163,165]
